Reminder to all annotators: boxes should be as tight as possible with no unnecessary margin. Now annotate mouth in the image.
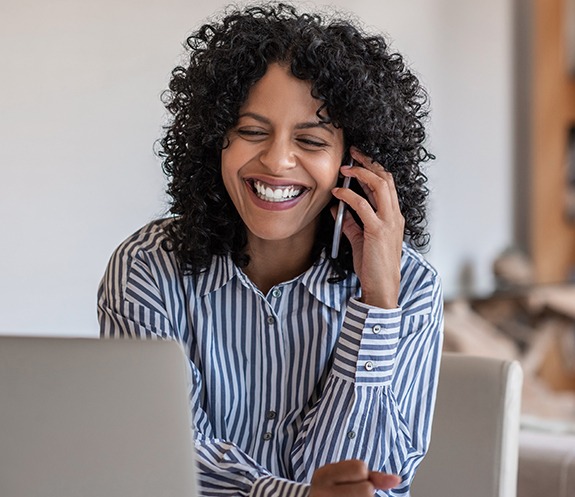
[247,179,308,203]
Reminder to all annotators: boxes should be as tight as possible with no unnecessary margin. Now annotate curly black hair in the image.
[159,1,433,280]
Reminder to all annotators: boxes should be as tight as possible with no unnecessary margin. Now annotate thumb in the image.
[340,210,363,247]
[368,471,401,490]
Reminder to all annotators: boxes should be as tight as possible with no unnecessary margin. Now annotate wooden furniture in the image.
[529,0,575,284]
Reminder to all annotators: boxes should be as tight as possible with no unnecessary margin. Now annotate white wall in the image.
[0,0,513,336]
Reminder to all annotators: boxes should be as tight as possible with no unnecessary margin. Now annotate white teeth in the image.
[253,180,303,202]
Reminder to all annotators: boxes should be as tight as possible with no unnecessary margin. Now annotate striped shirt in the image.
[98,219,443,497]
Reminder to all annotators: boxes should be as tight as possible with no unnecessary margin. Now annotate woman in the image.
[98,3,443,496]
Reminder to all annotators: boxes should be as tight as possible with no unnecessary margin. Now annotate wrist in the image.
[360,273,400,309]
[360,291,398,310]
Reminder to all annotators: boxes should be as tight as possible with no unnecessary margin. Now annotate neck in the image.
[243,237,316,295]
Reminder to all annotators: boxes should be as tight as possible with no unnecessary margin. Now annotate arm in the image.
[97,234,309,497]
[291,263,443,495]
[321,146,444,493]
[97,223,425,496]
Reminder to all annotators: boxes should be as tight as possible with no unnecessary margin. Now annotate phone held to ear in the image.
[330,159,354,259]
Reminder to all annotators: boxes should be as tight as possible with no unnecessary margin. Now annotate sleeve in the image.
[290,260,444,496]
[97,242,311,497]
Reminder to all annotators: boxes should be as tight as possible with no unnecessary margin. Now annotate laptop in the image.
[0,336,199,497]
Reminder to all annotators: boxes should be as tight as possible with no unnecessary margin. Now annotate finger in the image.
[340,165,400,220]
[332,185,380,232]
[350,147,387,175]
[312,460,369,486]
[349,148,401,213]
[349,146,388,169]
[342,211,365,250]
[368,471,402,490]
[340,160,377,207]
[332,481,376,496]
[310,481,375,497]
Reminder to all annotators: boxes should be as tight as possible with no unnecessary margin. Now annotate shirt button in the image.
[267,410,277,420]
[271,288,282,298]
[364,361,374,371]
[263,432,273,441]
[267,316,275,325]
[372,324,382,334]
[347,431,356,439]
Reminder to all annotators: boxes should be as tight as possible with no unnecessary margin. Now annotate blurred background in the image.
[0,0,573,337]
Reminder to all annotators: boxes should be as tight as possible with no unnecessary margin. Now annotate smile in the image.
[249,179,306,203]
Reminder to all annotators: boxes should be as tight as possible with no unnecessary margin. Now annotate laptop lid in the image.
[0,336,198,497]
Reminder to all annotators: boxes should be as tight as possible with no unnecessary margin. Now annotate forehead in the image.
[240,63,324,119]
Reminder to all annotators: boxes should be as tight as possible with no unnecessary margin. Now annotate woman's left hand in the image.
[331,147,404,309]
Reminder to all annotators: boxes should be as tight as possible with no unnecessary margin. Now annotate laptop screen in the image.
[0,336,199,497]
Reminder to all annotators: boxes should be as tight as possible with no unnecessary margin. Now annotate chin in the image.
[245,221,314,244]
[248,228,299,242]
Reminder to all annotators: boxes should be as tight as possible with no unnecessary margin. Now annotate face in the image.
[221,63,345,248]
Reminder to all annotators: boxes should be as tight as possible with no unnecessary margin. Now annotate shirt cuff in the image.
[332,297,401,386]
[251,475,310,497]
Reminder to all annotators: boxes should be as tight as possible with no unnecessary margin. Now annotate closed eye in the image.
[297,137,328,149]
[237,128,268,140]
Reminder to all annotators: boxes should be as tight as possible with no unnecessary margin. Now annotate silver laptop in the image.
[0,336,199,497]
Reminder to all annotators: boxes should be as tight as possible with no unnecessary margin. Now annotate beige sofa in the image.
[518,430,575,497]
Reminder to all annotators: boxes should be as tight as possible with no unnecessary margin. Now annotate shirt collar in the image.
[195,254,240,297]
[195,252,356,312]
[299,253,355,312]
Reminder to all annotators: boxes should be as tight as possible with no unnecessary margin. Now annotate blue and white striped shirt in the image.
[98,219,443,497]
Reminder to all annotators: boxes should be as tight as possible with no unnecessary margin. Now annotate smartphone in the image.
[330,159,354,259]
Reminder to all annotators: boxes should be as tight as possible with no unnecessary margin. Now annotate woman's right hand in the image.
[309,460,401,496]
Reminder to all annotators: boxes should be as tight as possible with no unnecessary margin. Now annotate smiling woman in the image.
[97,3,443,496]
[158,3,433,282]
[221,64,345,291]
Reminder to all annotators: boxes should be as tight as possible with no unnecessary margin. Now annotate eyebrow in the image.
[238,112,335,134]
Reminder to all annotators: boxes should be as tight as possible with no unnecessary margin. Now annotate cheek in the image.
[315,156,342,190]
[317,139,345,189]
[221,142,242,174]
[220,151,238,198]
[221,140,253,178]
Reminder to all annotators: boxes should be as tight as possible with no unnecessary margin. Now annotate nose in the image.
[259,135,296,173]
